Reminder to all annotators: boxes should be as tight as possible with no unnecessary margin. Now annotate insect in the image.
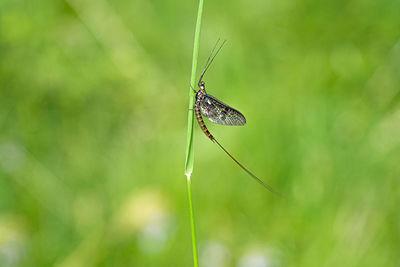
[192,39,283,197]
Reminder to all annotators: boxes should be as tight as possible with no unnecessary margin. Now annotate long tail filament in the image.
[213,138,284,198]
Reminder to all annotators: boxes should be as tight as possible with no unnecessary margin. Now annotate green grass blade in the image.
[185,0,204,176]
[184,0,204,266]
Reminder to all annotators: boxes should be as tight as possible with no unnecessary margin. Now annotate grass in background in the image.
[0,0,400,266]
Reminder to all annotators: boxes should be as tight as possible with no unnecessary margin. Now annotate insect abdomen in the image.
[195,101,214,142]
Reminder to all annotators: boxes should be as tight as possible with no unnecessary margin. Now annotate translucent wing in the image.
[199,95,246,125]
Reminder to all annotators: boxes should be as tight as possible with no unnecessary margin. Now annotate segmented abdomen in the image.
[195,98,214,142]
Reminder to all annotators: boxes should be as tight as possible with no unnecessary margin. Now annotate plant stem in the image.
[186,174,199,267]
[184,0,204,266]
[185,0,204,176]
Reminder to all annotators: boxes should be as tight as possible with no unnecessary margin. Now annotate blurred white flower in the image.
[0,215,27,267]
[200,240,230,267]
[113,189,172,254]
[237,247,280,267]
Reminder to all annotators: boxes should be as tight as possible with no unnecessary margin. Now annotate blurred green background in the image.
[1,0,400,266]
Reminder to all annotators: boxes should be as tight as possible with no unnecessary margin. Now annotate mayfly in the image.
[192,39,283,197]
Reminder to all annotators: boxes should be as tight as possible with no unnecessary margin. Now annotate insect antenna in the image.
[213,138,285,198]
[202,38,221,73]
[198,39,227,85]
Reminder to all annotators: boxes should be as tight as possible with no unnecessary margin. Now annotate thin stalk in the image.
[185,0,204,175]
[186,173,198,266]
[184,0,204,266]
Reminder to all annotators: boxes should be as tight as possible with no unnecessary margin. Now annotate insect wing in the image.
[200,95,246,126]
